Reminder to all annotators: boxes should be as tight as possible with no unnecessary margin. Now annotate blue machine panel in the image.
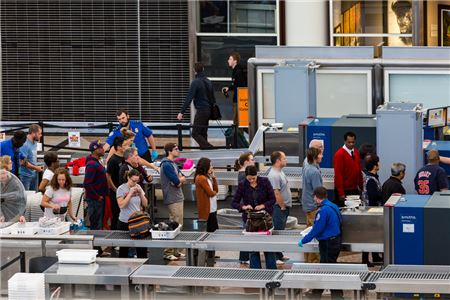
[393,195,431,265]
[306,118,337,168]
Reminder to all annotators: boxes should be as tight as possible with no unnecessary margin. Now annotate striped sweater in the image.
[83,154,108,201]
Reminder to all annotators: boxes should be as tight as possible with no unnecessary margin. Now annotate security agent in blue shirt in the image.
[105,109,158,162]
[0,131,27,176]
[298,186,343,300]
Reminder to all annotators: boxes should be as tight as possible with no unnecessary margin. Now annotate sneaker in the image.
[276,260,285,265]
[240,260,249,265]
[164,255,179,261]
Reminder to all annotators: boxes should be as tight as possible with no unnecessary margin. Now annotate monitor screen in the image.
[427,107,447,128]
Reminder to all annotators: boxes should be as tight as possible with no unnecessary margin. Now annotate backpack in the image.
[128,211,151,239]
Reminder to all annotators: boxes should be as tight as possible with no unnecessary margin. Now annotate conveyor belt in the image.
[94,231,207,248]
[366,265,450,294]
[131,265,281,289]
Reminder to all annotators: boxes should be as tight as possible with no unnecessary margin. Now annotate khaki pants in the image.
[163,201,184,257]
[304,209,320,263]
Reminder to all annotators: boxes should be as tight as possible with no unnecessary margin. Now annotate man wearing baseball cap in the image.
[84,140,108,255]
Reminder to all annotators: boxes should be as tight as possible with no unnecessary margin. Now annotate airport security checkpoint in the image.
[1,44,450,300]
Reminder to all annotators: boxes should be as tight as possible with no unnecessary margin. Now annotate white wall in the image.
[285,0,329,46]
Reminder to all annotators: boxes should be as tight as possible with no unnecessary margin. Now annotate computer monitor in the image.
[427,107,447,128]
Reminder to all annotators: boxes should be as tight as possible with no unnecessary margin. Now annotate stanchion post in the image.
[233,124,238,149]
[19,251,26,272]
[38,121,45,149]
[177,124,183,151]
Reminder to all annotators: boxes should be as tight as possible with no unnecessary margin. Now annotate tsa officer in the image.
[104,109,158,163]
[298,186,343,299]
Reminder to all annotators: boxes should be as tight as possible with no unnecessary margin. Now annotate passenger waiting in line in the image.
[116,169,148,259]
[19,124,44,191]
[362,153,382,207]
[104,109,158,164]
[195,157,219,266]
[301,147,323,264]
[381,162,406,203]
[160,143,186,261]
[119,147,153,188]
[361,153,383,266]
[38,152,60,193]
[298,186,343,300]
[106,128,159,172]
[414,149,449,195]
[268,151,292,265]
[333,131,363,207]
[0,130,27,177]
[0,155,13,172]
[232,165,276,270]
[106,136,126,230]
[41,168,77,222]
[235,151,255,183]
[234,151,255,265]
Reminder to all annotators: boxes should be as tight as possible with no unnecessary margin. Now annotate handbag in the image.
[201,79,222,120]
[245,210,273,232]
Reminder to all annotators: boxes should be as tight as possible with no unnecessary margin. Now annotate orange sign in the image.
[237,87,249,128]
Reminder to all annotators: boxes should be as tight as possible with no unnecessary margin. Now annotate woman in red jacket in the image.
[194,157,219,266]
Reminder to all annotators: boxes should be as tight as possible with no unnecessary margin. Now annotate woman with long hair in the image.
[41,167,76,221]
[195,157,219,266]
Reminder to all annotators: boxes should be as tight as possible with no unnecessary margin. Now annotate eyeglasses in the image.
[173,147,179,151]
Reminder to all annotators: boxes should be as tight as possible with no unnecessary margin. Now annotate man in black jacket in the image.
[177,62,214,149]
[222,52,247,125]
[381,162,406,203]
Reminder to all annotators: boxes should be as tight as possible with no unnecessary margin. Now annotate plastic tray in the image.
[242,227,273,236]
[10,222,39,235]
[150,224,182,239]
[56,249,98,264]
[38,222,70,235]
[0,222,16,235]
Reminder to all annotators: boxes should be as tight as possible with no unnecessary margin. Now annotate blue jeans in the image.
[20,174,38,191]
[249,252,277,269]
[86,199,105,230]
[273,205,290,260]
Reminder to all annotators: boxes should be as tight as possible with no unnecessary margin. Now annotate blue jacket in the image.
[106,120,153,157]
[302,199,342,244]
[0,139,25,174]
[180,72,214,114]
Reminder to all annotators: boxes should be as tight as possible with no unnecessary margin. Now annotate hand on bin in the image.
[297,240,303,247]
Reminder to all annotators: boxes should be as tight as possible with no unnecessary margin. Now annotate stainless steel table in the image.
[281,263,370,300]
[44,257,146,299]
[366,265,450,294]
[94,231,208,266]
[131,265,282,300]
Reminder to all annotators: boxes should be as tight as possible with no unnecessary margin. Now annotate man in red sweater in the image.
[333,132,363,207]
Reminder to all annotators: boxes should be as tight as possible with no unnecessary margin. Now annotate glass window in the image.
[316,72,370,117]
[331,0,414,46]
[198,36,277,77]
[230,1,276,33]
[261,72,275,119]
[197,0,276,33]
[388,73,450,108]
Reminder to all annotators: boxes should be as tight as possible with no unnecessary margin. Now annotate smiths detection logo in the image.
[401,215,416,220]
